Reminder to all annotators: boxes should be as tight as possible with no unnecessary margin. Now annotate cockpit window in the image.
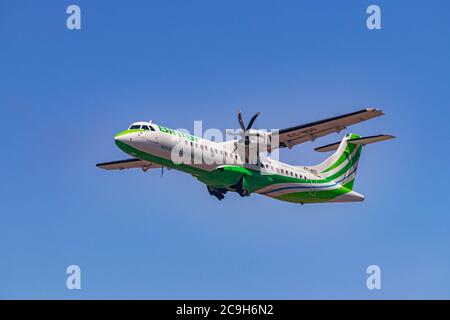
[148,126,156,131]
[130,125,141,130]
[141,125,150,131]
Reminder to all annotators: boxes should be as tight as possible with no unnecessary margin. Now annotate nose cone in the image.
[114,130,135,142]
[114,133,127,142]
[114,131,134,152]
[114,129,144,154]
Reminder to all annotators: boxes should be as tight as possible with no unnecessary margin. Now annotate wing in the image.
[275,108,384,149]
[96,158,161,171]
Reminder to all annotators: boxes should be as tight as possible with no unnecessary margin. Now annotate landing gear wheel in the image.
[215,193,225,201]
[207,186,225,201]
[233,175,251,197]
[236,183,250,197]
[239,189,249,197]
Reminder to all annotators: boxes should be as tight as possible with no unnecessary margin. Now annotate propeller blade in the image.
[237,110,246,131]
[235,110,262,164]
[246,112,260,130]
[233,142,238,153]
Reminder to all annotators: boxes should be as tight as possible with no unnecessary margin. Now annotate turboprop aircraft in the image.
[97,108,394,204]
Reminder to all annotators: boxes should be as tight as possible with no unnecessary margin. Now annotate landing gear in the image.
[232,176,250,197]
[207,186,226,201]
[207,175,251,200]
[237,186,249,197]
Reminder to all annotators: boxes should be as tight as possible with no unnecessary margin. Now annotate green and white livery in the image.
[97,108,394,204]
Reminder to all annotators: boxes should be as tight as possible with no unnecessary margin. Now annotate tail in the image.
[307,134,395,191]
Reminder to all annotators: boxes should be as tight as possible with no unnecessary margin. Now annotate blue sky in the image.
[1,0,450,299]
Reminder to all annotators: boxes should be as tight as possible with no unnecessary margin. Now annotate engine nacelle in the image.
[246,129,272,148]
[233,129,276,157]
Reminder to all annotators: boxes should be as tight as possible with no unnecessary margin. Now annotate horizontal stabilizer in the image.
[315,134,395,152]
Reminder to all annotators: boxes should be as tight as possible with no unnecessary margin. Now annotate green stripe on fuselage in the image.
[115,140,204,175]
[321,134,361,173]
[274,186,352,203]
[322,143,356,173]
[115,129,144,137]
[324,146,362,181]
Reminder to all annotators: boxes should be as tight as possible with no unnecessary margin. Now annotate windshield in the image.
[128,124,156,131]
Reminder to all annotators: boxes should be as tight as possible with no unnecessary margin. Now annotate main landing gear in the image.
[207,186,227,201]
[232,176,250,198]
[207,176,251,201]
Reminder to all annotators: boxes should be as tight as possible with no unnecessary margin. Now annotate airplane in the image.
[97,108,394,204]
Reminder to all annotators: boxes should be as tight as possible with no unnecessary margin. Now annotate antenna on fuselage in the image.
[160,166,164,178]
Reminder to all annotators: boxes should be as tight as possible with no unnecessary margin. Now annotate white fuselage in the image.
[116,122,320,183]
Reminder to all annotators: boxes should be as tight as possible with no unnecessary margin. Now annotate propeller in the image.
[233,110,261,161]
[238,110,260,133]
[236,110,260,144]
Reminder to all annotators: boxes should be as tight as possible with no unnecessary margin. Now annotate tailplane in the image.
[307,134,394,191]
